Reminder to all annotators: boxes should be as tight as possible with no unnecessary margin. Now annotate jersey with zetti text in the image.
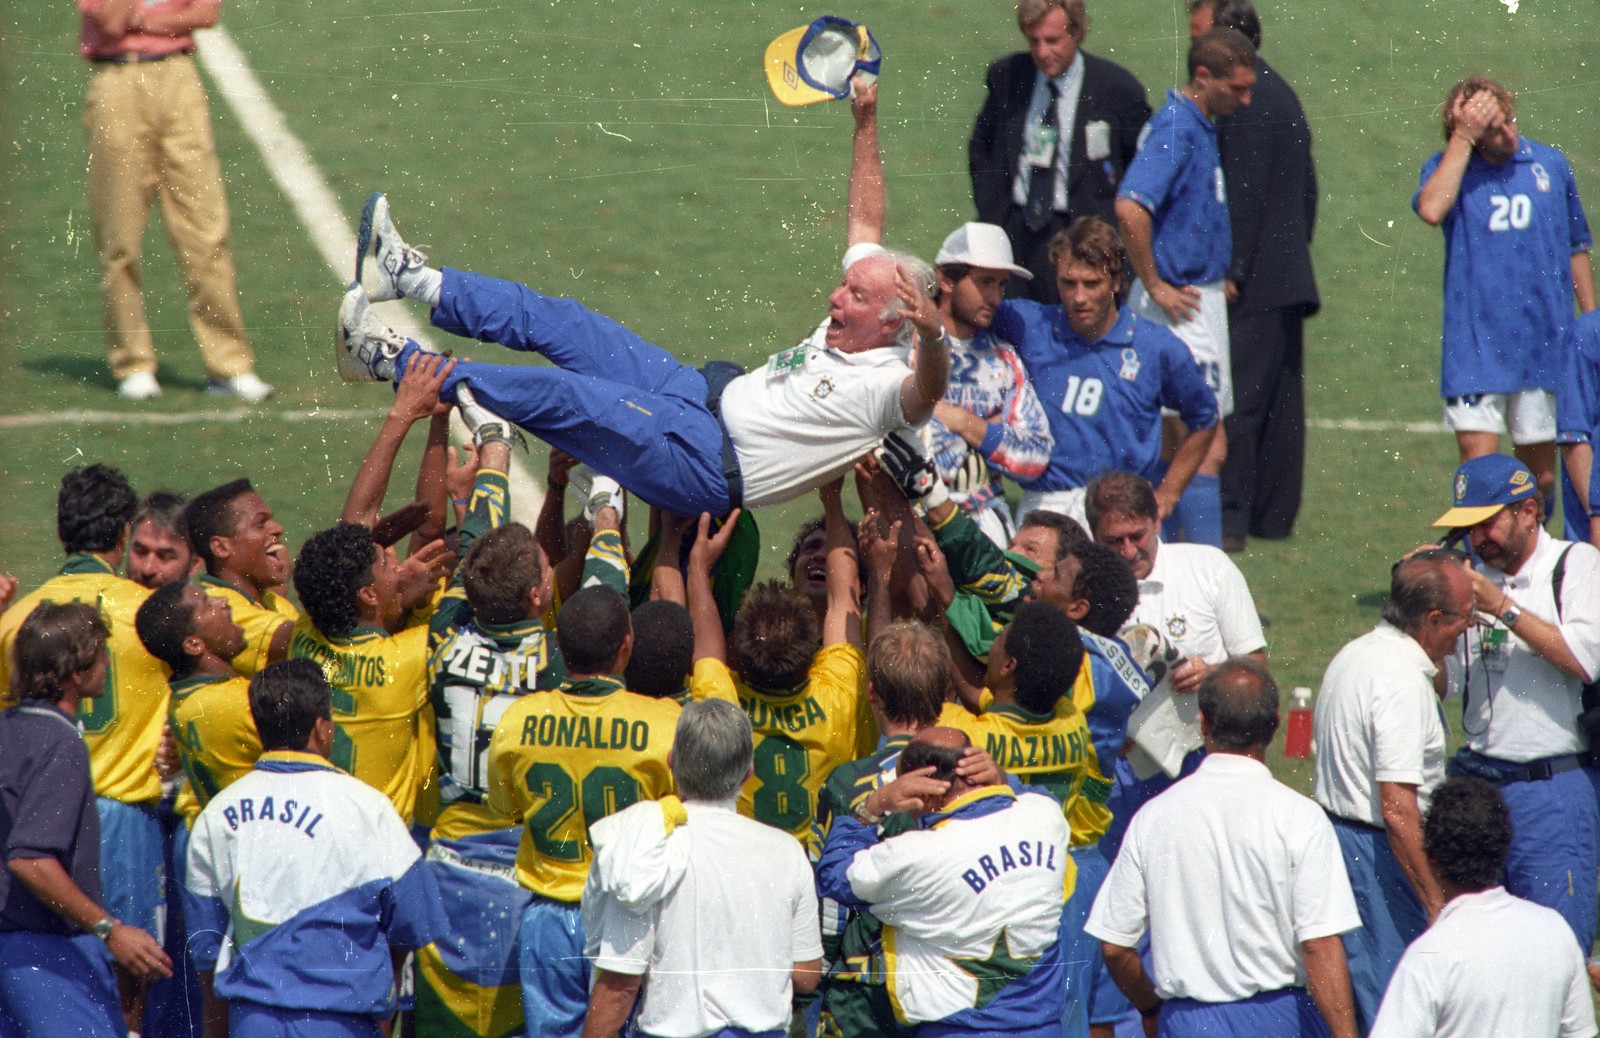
[485,677,679,901]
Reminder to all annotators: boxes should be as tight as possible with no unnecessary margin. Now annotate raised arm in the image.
[1416,93,1498,225]
[340,354,455,528]
[846,79,884,247]
[898,269,950,425]
[820,480,863,649]
[687,510,741,664]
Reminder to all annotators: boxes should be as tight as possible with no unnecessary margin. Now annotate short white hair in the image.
[874,249,935,348]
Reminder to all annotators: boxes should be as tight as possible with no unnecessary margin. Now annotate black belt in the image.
[1449,748,1585,785]
[93,49,191,64]
[699,360,745,512]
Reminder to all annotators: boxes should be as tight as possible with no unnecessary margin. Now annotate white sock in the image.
[405,266,443,307]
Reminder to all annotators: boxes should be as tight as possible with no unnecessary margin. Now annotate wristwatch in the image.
[91,916,116,941]
[1498,602,1523,629]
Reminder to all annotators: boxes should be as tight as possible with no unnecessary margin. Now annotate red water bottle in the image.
[1283,686,1313,759]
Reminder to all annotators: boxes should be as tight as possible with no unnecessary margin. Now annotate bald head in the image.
[1197,657,1280,753]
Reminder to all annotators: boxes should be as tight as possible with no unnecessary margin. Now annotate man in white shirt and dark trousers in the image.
[1087,659,1359,1038]
[579,699,822,1038]
[1431,453,1600,951]
[1370,776,1597,1038]
[1312,550,1471,1031]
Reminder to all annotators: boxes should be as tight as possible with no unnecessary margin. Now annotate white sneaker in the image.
[117,371,162,400]
[336,283,411,382]
[569,465,625,525]
[206,372,275,403]
[454,384,525,450]
[356,192,429,303]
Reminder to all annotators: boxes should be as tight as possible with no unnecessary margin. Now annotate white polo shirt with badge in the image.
[1086,753,1360,1002]
[1445,529,1600,763]
[1313,622,1448,827]
[719,244,919,509]
[1129,541,1266,663]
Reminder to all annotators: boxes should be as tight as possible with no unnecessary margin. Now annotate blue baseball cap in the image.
[1432,453,1539,527]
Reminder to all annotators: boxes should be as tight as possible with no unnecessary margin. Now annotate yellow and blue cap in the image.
[764,16,881,107]
[1432,453,1539,527]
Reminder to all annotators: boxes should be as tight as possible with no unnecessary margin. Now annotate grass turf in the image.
[4,0,1596,792]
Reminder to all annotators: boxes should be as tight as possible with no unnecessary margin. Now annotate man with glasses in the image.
[1429,453,1600,954]
[1311,550,1472,1032]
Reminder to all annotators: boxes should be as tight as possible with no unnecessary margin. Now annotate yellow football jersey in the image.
[195,574,298,678]
[289,619,432,824]
[0,557,168,804]
[944,698,1093,825]
[690,643,864,854]
[169,672,262,825]
[486,677,679,901]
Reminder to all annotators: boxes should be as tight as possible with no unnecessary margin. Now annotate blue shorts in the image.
[416,830,531,1038]
[518,894,587,1038]
[142,804,203,1038]
[1160,988,1328,1038]
[0,930,122,1038]
[96,796,164,936]
[1328,818,1425,1034]
[228,1001,381,1038]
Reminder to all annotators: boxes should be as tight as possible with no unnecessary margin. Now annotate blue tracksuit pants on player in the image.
[396,268,735,516]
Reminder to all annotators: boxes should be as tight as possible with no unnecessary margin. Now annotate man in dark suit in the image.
[1190,0,1320,549]
[969,0,1151,305]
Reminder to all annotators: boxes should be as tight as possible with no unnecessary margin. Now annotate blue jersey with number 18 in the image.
[996,302,1217,494]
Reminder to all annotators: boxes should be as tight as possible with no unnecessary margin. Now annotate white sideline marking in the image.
[188,28,543,518]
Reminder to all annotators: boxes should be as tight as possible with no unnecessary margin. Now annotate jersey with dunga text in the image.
[486,677,679,901]
[691,644,864,854]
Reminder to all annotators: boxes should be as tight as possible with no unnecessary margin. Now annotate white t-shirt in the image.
[1313,622,1448,827]
[1369,887,1596,1038]
[1130,541,1266,663]
[1086,753,1360,1003]
[1444,530,1600,762]
[584,800,822,1038]
[719,244,916,509]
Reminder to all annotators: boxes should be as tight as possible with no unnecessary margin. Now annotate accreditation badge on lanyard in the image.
[766,344,809,380]
[1024,123,1059,169]
[1482,623,1512,675]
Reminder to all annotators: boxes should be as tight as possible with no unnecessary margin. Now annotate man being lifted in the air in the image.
[336,80,947,517]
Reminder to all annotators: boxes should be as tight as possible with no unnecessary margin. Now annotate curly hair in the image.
[732,580,820,691]
[625,600,694,698]
[293,523,377,639]
[1423,776,1513,892]
[1068,541,1139,637]
[57,464,137,555]
[11,602,108,704]
[1006,601,1084,716]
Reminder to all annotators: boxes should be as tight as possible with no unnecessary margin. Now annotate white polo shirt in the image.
[1444,530,1600,762]
[721,244,916,509]
[1129,541,1266,663]
[583,799,822,1038]
[1369,887,1595,1038]
[1313,622,1448,827]
[1086,753,1360,1003]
